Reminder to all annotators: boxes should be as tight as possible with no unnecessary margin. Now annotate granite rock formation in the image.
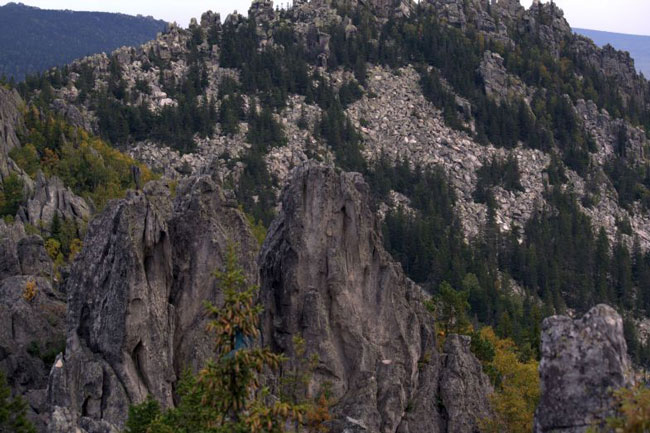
[260,162,492,433]
[535,304,633,433]
[0,219,65,431]
[47,176,259,432]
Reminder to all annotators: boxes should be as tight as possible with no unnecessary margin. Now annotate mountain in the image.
[0,2,167,80]
[575,28,650,77]
[2,0,650,431]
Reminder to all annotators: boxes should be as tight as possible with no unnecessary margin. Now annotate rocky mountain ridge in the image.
[29,0,650,251]
[2,0,650,431]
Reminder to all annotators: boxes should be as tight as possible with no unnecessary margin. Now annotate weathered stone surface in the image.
[534,304,633,433]
[0,217,66,431]
[260,162,492,433]
[0,86,24,180]
[17,235,53,278]
[19,171,92,231]
[49,181,176,432]
[440,335,493,433]
[168,176,259,373]
[0,220,60,415]
[48,176,260,432]
[479,51,528,103]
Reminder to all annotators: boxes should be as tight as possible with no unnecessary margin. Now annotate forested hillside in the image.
[12,0,650,365]
[0,2,167,80]
[3,0,650,431]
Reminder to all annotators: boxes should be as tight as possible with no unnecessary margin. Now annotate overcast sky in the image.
[3,0,650,35]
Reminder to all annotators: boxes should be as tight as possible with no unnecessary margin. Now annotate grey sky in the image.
[3,0,650,36]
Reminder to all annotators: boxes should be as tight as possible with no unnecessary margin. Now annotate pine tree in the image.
[0,371,36,433]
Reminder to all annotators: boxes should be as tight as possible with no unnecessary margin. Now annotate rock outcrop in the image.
[479,51,528,103]
[0,219,65,431]
[260,162,492,433]
[0,87,24,179]
[47,176,259,432]
[534,304,633,433]
[19,172,93,232]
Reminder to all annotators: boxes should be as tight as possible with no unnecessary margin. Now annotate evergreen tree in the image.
[0,174,25,217]
[126,246,322,433]
[0,371,35,433]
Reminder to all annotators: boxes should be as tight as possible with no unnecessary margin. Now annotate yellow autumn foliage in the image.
[591,385,650,433]
[22,280,37,303]
[479,327,540,433]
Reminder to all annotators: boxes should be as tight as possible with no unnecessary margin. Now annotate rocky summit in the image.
[2,0,650,431]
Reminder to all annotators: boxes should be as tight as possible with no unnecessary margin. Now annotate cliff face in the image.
[535,305,633,433]
[44,163,494,433]
[3,0,650,431]
[0,87,24,180]
[48,177,259,432]
[259,163,492,433]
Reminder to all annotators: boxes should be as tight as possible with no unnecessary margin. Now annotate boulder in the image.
[534,304,633,433]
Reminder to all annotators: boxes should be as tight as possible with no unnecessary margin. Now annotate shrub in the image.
[124,245,329,432]
[22,280,37,303]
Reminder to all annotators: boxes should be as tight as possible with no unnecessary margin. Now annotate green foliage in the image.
[218,77,245,136]
[0,371,36,433]
[378,159,462,285]
[25,339,65,368]
[125,245,322,433]
[244,211,268,248]
[9,144,39,178]
[544,153,568,186]
[428,281,471,337]
[317,100,365,172]
[599,385,650,433]
[338,80,364,108]
[0,173,25,217]
[474,155,524,203]
[125,396,161,433]
[419,68,466,131]
[16,108,155,210]
[605,157,650,211]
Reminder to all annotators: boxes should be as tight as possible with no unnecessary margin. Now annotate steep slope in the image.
[15,0,650,363]
[0,76,164,430]
[0,87,24,179]
[260,162,492,433]
[0,2,167,80]
[46,161,493,433]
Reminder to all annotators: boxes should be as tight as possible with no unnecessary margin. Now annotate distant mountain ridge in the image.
[575,28,650,77]
[0,2,168,80]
